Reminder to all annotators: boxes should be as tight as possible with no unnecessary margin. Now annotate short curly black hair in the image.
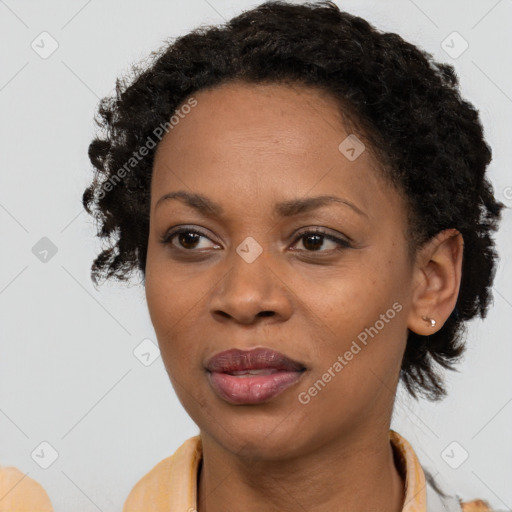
[82,0,504,401]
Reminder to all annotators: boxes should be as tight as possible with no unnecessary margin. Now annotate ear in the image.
[407,229,464,335]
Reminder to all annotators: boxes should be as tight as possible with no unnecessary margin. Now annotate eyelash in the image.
[159,226,351,254]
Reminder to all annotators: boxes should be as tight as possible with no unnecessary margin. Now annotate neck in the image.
[197,426,405,512]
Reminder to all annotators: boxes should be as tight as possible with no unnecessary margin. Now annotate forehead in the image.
[157,81,350,153]
[150,81,401,225]
[153,81,380,179]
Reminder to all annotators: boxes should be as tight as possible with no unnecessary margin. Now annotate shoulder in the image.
[122,435,202,512]
[390,431,494,512]
[0,465,53,512]
[425,468,493,512]
[461,500,493,512]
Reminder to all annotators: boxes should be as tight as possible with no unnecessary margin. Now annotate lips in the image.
[205,348,306,405]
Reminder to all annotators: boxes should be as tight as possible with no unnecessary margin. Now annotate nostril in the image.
[258,311,275,317]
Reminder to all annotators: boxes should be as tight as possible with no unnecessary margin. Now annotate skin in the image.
[144,81,463,512]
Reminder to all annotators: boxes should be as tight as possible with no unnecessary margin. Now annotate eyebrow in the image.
[155,191,367,218]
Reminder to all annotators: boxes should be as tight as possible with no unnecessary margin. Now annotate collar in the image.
[123,430,460,512]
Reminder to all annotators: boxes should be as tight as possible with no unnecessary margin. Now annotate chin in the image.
[199,406,313,461]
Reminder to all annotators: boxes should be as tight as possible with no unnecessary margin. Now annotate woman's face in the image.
[145,81,416,459]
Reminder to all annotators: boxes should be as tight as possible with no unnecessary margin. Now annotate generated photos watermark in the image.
[97,96,198,199]
[298,301,403,405]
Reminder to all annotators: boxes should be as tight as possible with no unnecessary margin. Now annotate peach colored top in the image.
[0,466,53,511]
[123,430,492,512]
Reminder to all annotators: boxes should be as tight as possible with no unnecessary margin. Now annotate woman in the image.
[82,2,503,510]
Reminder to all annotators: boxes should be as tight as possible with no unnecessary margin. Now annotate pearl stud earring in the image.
[422,316,436,328]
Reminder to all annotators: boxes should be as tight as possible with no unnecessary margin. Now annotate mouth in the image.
[205,347,306,405]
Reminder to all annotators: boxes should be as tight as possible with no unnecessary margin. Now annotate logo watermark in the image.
[298,301,403,405]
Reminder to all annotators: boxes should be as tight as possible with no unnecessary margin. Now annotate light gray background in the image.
[1,0,511,510]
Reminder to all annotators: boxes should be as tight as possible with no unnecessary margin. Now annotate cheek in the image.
[297,258,403,339]
[144,257,205,367]
[295,295,406,438]
[145,242,206,323]
[144,257,219,427]
[296,257,408,390]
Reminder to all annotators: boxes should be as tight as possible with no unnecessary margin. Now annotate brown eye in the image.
[159,227,219,251]
[177,231,201,249]
[292,229,351,252]
[301,233,324,251]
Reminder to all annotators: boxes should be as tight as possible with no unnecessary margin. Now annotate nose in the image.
[208,247,293,325]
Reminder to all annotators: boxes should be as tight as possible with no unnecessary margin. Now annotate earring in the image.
[422,316,436,328]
